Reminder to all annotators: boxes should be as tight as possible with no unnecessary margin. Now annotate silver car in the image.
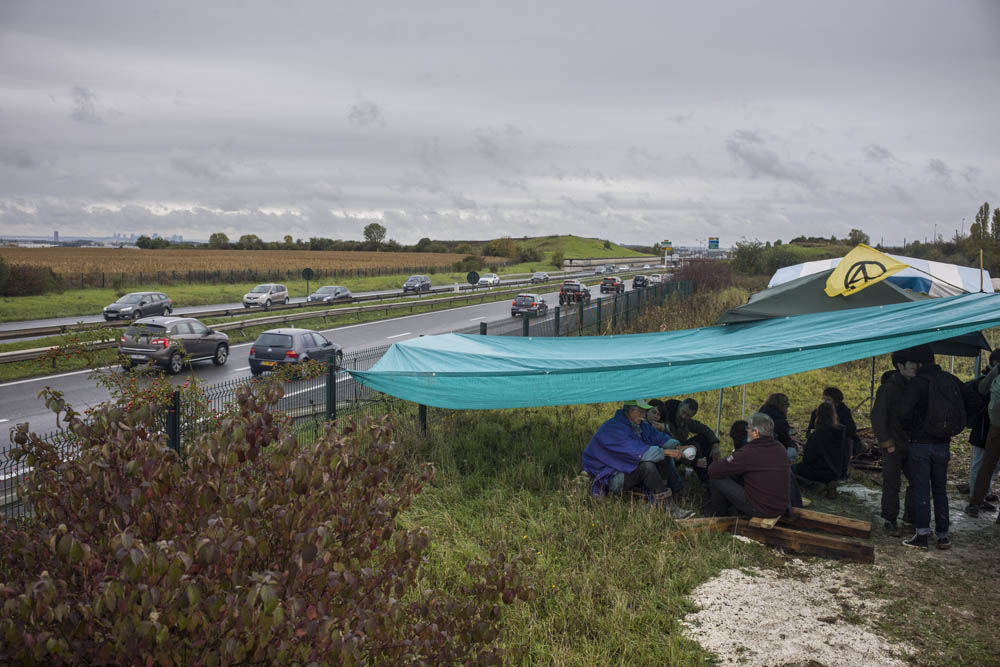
[307,285,352,303]
[477,273,501,287]
[243,283,289,309]
[118,316,229,374]
[103,292,172,321]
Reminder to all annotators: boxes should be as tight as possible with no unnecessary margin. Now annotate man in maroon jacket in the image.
[707,412,791,518]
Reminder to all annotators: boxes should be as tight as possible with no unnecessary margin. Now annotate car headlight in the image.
[120,306,133,311]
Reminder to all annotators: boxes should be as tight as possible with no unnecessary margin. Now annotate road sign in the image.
[662,240,673,252]
[302,267,314,294]
[708,237,719,249]
[467,271,480,285]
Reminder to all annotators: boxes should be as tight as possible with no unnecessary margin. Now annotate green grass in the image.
[514,234,654,260]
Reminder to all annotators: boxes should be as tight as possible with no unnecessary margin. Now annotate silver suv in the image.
[243,283,289,309]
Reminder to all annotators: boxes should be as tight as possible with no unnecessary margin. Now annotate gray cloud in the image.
[0,147,39,169]
[347,99,385,128]
[70,86,101,124]
[725,130,816,188]
[451,193,477,210]
[169,148,234,180]
[928,158,952,179]
[100,175,140,200]
[863,144,893,162]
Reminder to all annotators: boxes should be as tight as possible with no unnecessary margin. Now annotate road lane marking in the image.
[386,332,411,339]
[469,317,486,321]
[232,366,250,372]
[0,366,115,388]
[0,419,8,424]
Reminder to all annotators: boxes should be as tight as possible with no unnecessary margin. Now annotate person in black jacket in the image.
[807,386,861,479]
[964,349,1000,511]
[794,401,845,498]
[759,393,796,462]
[871,351,917,537]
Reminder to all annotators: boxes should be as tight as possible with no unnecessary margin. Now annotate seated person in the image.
[794,401,846,498]
[681,397,723,469]
[759,393,797,462]
[707,412,791,518]
[583,399,694,519]
[646,398,720,485]
[730,420,749,451]
[806,386,861,477]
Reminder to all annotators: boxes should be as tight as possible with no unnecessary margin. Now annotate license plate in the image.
[261,361,277,367]
[130,354,145,361]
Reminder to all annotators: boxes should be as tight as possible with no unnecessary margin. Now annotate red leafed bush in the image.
[1,382,534,665]
[674,258,733,292]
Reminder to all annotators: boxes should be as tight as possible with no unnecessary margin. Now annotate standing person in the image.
[807,387,861,478]
[964,350,1000,515]
[582,399,694,519]
[707,412,791,518]
[793,401,845,499]
[966,351,1000,518]
[897,345,979,549]
[871,350,918,536]
[759,393,796,462]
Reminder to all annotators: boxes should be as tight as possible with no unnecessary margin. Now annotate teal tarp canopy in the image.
[350,293,1000,410]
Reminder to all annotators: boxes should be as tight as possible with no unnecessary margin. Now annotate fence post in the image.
[166,390,181,456]
[480,321,487,335]
[624,291,631,326]
[554,306,560,337]
[578,299,584,334]
[419,404,428,433]
[595,298,602,334]
[522,313,530,337]
[325,356,337,421]
[612,294,618,331]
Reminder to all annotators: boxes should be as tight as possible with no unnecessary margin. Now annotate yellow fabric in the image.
[824,244,909,297]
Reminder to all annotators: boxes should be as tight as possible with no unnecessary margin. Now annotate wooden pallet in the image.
[677,508,874,563]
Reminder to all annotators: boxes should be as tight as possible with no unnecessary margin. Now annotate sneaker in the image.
[936,536,952,550]
[902,534,929,549]
[666,500,696,520]
[986,492,998,503]
[883,521,900,537]
[825,481,838,499]
[981,500,997,512]
[965,504,980,518]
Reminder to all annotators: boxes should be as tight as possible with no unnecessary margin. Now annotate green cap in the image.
[624,399,653,409]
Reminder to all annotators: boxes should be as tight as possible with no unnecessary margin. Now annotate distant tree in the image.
[283,234,294,248]
[516,244,542,263]
[774,239,783,246]
[992,208,1000,243]
[236,234,264,250]
[730,239,767,275]
[483,237,517,258]
[455,243,475,255]
[847,229,870,246]
[974,202,991,242]
[603,240,613,250]
[425,242,448,253]
[414,237,433,252]
[383,239,403,252]
[208,232,229,249]
[363,223,387,246]
[135,235,153,249]
[550,251,564,269]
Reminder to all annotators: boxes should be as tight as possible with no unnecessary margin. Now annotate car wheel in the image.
[163,306,172,316]
[132,310,142,320]
[283,297,289,305]
[244,304,250,309]
[264,299,271,310]
[120,358,134,371]
[212,344,229,366]
[250,366,262,377]
[167,352,184,375]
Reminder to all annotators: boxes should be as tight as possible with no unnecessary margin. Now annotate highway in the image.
[0,279,644,435]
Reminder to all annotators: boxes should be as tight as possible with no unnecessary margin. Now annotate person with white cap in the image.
[582,399,695,519]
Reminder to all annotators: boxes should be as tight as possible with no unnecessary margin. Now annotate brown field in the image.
[0,247,492,273]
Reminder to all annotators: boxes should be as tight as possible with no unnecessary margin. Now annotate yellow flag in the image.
[824,244,909,297]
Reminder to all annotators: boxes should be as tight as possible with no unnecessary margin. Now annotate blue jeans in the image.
[909,442,950,537]
[969,446,1000,494]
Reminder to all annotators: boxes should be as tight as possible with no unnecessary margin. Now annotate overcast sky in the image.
[1,0,998,246]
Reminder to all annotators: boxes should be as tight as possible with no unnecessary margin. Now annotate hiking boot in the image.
[980,500,997,512]
[825,481,838,499]
[957,482,971,495]
[902,534,929,549]
[936,536,952,550]
[883,521,900,537]
[965,503,980,518]
[986,492,998,503]
[666,500,695,520]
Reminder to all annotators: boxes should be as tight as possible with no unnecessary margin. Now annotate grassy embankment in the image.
[375,284,1000,664]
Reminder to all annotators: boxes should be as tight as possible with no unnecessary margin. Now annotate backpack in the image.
[924,370,967,438]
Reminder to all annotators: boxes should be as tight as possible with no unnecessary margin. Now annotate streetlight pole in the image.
[934,223,937,243]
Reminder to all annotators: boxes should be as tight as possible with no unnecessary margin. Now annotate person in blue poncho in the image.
[582,399,695,519]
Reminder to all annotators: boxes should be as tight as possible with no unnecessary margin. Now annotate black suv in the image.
[403,275,432,293]
[600,276,625,294]
[633,275,649,289]
[558,280,591,305]
[103,292,172,321]
[118,316,229,374]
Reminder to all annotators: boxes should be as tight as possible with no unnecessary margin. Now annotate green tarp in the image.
[350,293,1000,410]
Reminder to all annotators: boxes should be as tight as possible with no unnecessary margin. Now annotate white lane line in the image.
[386,332,411,339]
[232,366,250,372]
[0,365,115,388]
[469,316,486,321]
[0,418,8,424]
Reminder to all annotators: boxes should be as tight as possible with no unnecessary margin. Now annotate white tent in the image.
[768,253,993,296]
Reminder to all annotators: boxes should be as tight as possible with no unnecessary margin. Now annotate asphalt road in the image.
[1,279,646,435]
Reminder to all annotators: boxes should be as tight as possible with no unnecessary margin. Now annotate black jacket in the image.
[965,377,991,449]
[808,402,859,450]
[871,370,910,450]
[759,403,792,448]
[898,364,979,445]
[796,424,846,484]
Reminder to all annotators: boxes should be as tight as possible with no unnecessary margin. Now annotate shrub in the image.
[1,382,533,664]
[452,255,485,273]
[550,252,564,269]
[0,263,64,296]
[674,259,732,292]
[515,244,541,263]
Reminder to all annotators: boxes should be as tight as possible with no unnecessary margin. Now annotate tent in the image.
[718,268,990,356]
[768,253,993,296]
[350,293,1000,410]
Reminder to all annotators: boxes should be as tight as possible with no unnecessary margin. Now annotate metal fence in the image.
[1,280,689,520]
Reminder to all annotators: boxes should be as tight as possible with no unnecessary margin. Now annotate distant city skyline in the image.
[2,0,998,246]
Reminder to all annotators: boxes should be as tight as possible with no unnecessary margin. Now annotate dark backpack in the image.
[924,370,967,438]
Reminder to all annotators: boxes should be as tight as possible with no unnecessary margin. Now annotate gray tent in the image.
[718,268,990,357]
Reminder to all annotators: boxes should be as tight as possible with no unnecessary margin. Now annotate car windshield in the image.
[250,285,270,293]
[405,276,421,283]
[255,333,292,347]
[116,294,145,304]
[316,286,336,293]
[515,295,536,305]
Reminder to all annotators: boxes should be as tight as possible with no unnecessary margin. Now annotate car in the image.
[600,276,625,294]
[249,328,343,376]
[511,293,549,317]
[618,265,629,271]
[594,265,607,274]
[633,275,649,289]
[402,275,432,293]
[530,271,550,284]
[477,273,501,287]
[103,291,172,321]
[642,264,652,269]
[648,273,663,284]
[243,283,289,309]
[307,285,352,303]
[118,316,229,374]
[558,279,591,305]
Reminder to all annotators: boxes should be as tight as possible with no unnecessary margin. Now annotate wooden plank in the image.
[781,507,872,539]
[749,516,780,530]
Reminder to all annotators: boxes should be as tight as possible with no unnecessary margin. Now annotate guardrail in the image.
[0,276,607,365]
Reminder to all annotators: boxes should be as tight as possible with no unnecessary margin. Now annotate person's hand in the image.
[663,448,683,460]
[696,457,708,469]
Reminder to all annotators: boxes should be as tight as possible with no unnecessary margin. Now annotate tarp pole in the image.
[716,387,724,435]
[951,355,955,373]
[868,357,876,416]
[741,384,747,419]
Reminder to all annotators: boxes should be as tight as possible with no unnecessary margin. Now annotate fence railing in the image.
[1,280,690,520]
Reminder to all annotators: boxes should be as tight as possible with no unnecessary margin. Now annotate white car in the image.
[642,264,652,269]
[648,273,662,284]
[618,265,629,271]
[477,273,501,287]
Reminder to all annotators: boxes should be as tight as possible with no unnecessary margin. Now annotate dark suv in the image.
[118,316,229,374]
[632,275,649,289]
[600,276,625,294]
[403,275,432,293]
[558,280,591,305]
[249,328,342,376]
[103,292,172,321]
